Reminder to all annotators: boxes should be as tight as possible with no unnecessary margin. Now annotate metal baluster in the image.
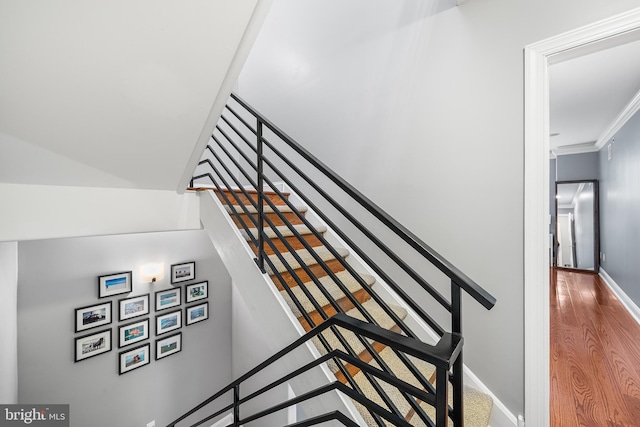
[233,385,240,427]
[451,280,463,427]
[436,366,449,426]
[256,120,266,273]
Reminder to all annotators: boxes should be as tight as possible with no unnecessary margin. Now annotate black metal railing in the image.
[167,314,463,427]
[186,92,496,426]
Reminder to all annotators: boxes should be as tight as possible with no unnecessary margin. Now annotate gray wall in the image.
[235,0,640,416]
[599,110,640,305]
[17,230,232,427]
[556,152,599,181]
[0,241,18,404]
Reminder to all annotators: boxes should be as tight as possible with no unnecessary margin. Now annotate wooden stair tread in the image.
[272,259,348,291]
[243,224,327,256]
[225,204,307,215]
[249,235,325,256]
[266,246,349,275]
[297,288,373,332]
[240,223,327,240]
[230,211,306,228]
[215,188,289,206]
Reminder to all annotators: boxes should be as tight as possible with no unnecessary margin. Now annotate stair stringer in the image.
[200,190,368,427]
[283,183,518,427]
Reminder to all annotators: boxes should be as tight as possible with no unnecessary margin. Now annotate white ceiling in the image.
[549,37,640,155]
[0,1,262,191]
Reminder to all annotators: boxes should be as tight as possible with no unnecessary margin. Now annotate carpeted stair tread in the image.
[266,246,349,275]
[349,346,436,426]
[279,271,376,318]
[409,385,493,427]
[225,204,307,215]
[240,223,327,241]
[348,346,492,427]
[311,300,408,372]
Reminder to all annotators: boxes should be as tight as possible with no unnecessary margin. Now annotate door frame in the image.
[524,7,640,426]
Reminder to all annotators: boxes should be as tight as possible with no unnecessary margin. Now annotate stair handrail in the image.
[167,313,463,427]
[228,93,496,311]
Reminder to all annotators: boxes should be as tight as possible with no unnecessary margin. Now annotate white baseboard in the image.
[599,268,640,326]
[463,366,518,427]
[209,413,233,427]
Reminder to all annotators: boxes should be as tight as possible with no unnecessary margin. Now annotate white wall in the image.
[232,282,290,426]
[236,0,640,417]
[0,183,200,242]
[0,241,18,404]
[17,230,232,427]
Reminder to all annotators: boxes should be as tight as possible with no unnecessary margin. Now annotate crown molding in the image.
[551,83,640,158]
[552,141,600,156]
[595,88,640,150]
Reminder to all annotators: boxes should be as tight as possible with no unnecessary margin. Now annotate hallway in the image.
[550,268,640,426]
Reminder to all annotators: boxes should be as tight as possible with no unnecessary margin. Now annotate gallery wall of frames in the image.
[73,261,209,374]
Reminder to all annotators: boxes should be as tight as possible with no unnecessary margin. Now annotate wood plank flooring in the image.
[550,268,640,426]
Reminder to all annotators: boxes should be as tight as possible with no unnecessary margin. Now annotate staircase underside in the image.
[214,187,493,426]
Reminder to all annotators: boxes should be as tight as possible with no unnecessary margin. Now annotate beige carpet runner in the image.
[218,189,493,426]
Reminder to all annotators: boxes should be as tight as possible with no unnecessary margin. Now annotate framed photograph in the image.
[156,310,182,336]
[118,294,150,321]
[98,271,132,299]
[75,329,112,362]
[75,301,112,332]
[155,288,181,311]
[119,343,150,375]
[118,318,149,348]
[185,281,208,303]
[185,302,209,326]
[155,332,182,360]
[170,262,195,284]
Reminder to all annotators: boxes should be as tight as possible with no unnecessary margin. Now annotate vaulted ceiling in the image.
[0,0,267,191]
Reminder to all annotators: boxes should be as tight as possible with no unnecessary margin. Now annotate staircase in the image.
[170,92,497,427]
[215,187,493,426]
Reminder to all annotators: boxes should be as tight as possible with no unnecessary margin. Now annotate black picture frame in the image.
[185,302,209,326]
[119,343,150,375]
[98,271,132,299]
[74,329,112,362]
[185,281,207,303]
[118,318,149,348]
[155,332,182,360]
[155,287,181,311]
[170,262,195,284]
[74,301,112,333]
[118,293,150,321]
[156,309,182,336]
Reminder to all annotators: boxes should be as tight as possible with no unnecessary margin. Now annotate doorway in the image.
[524,8,640,426]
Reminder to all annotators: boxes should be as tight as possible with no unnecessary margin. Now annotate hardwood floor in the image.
[550,268,640,426]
